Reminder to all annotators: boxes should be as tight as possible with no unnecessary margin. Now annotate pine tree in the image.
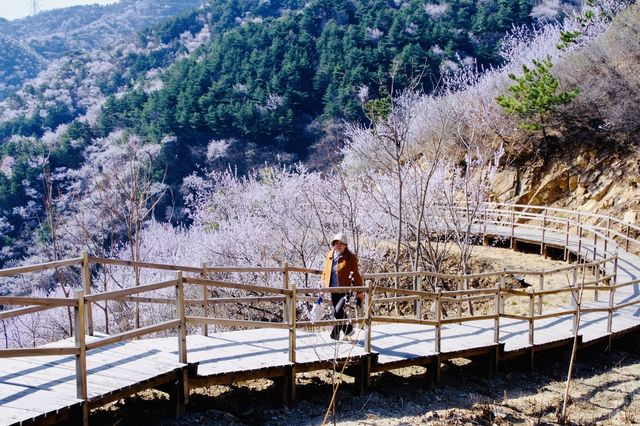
[496,56,579,143]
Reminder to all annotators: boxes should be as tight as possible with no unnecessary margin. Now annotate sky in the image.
[0,0,120,20]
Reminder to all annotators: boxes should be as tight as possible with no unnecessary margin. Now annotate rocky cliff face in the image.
[492,3,639,226]
[493,144,639,224]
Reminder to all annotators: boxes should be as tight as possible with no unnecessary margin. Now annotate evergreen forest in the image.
[0,0,539,264]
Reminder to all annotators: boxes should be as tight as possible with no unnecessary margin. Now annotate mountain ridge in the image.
[0,0,207,99]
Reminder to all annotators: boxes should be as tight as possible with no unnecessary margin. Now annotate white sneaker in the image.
[342,329,356,341]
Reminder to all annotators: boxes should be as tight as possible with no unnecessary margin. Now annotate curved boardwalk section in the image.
[0,204,639,425]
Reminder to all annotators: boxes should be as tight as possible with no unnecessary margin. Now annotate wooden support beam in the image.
[353,355,371,396]
[169,368,189,418]
[74,290,89,426]
[433,355,442,385]
[480,346,500,379]
[275,365,296,406]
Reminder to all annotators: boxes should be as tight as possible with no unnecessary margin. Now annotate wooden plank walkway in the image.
[1,209,640,425]
[0,336,185,425]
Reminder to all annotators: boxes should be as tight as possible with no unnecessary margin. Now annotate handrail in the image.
[469,206,621,253]
[86,320,182,351]
[0,202,637,421]
[90,255,285,274]
[85,279,178,303]
[486,202,640,234]
[0,257,83,277]
[185,317,290,329]
[0,347,80,358]
[89,255,203,274]
[0,296,79,307]
[482,202,640,253]
[0,305,50,320]
[184,276,293,295]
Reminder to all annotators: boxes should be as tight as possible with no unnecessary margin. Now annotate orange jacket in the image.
[321,249,363,288]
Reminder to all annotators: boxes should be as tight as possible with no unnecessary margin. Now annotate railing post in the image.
[625,225,630,252]
[365,279,372,353]
[482,209,487,240]
[456,274,462,319]
[73,290,88,425]
[434,287,442,353]
[538,273,544,315]
[613,250,619,286]
[510,206,515,248]
[134,263,141,331]
[81,251,93,336]
[541,208,547,256]
[607,278,615,334]
[593,233,598,264]
[283,263,289,323]
[175,272,187,364]
[499,269,506,314]
[415,267,422,320]
[604,217,610,254]
[565,219,570,262]
[571,265,579,331]
[285,263,296,364]
[594,257,600,302]
[528,289,535,346]
[577,225,583,263]
[201,263,209,337]
[493,286,500,345]
[571,263,578,306]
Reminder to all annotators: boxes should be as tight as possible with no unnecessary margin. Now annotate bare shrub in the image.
[555,3,640,143]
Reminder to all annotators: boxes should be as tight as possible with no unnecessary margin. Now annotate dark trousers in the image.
[330,292,353,340]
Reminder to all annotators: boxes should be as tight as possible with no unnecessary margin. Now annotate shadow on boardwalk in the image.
[91,338,640,426]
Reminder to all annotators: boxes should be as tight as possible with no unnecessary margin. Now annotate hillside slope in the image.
[492,2,640,221]
[0,0,541,265]
[0,0,206,99]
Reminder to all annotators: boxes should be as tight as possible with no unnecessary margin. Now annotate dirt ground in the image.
[90,344,640,425]
[90,247,640,425]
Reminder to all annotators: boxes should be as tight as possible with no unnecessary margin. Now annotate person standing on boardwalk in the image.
[321,232,363,340]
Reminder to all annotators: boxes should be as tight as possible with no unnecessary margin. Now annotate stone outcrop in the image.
[492,146,640,225]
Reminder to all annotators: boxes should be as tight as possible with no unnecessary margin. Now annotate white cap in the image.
[330,232,348,247]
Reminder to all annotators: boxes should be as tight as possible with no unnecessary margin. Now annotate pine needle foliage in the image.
[496,56,579,142]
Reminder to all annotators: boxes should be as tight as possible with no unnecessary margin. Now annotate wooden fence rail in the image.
[0,204,639,424]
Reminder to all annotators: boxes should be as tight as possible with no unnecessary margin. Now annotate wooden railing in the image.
[0,255,189,423]
[0,204,639,421]
[481,202,640,256]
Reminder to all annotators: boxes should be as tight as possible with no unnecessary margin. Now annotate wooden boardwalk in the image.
[1,204,639,425]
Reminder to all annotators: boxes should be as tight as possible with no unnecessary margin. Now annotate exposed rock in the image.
[493,144,640,224]
[492,169,518,200]
[518,167,571,206]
